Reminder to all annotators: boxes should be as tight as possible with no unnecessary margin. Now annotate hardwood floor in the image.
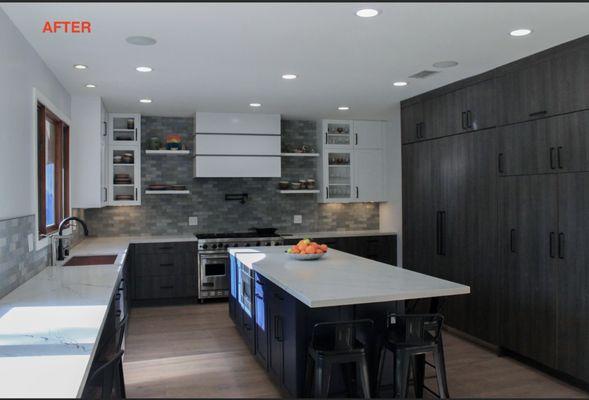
[123,302,588,398]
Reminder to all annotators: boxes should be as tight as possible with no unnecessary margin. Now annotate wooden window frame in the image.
[37,102,70,237]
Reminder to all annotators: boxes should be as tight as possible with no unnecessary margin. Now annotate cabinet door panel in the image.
[465,79,496,131]
[424,95,450,139]
[254,273,269,366]
[401,102,423,144]
[354,120,383,149]
[556,172,589,381]
[550,110,589,173]
[354,149,384,201]
[497,60,550,125]
[444,89,465,136]
[498,175,557,367]
[497,120,553,176]
[548,48,589,115]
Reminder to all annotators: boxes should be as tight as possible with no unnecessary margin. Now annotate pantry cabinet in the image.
[318,119,386,202]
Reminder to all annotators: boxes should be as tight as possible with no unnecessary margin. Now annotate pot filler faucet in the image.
[56,217,89,261]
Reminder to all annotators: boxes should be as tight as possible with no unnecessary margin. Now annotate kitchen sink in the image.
[63,255,118,266]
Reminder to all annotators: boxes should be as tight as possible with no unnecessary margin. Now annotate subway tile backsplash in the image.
[81,117,380,236]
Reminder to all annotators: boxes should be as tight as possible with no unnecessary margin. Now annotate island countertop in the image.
[229,246,470,308]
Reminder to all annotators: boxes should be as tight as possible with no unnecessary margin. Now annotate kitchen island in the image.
[229,246,470,397]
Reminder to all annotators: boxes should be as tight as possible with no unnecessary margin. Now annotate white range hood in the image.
[193,112,281,178]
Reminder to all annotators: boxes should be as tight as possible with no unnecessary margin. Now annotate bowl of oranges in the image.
[286,239,328,260]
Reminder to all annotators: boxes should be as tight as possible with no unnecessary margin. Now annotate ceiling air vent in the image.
[409,70,439,79]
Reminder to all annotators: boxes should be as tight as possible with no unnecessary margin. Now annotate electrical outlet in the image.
[189,216,198,226]
[28,233,34,252]
[293,215,302,224]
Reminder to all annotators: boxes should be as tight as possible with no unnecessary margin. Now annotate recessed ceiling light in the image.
[510,28,532,37]
[282,74,297,80]
[433,61,458,68]
[136,66,153,72]
[139,98,152,104]
[356,8,380,18]
[338,106,350,111]
[126,36,157,46]
[393,81,408,87]
[249,103,262,107]
[84,83,96,88]
[73,64,87,70]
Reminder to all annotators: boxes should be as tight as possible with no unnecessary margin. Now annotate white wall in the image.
[0,8,70,220]
[379,103,403,266]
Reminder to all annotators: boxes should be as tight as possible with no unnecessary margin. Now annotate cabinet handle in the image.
[255,293,263,300]
[550,147,556,169]
[325,132,328,144]
[415,123,421,139]
[467,110,473,129]
[558,232,565,259]
[326,186,329,199]
[557,146,563,169]
[103,187,108,202]
[160,285,174,289]
[510,229,516,253]
[549,232,555,258]
[529,110,547,117]
[498,153,504,174]
[356,186,359,198]
[103,121,108,137]
[135,188,138,200]
[134,128,137,141]
[461,111,467,130]
[355,133,358,146]
[274,316,284,342]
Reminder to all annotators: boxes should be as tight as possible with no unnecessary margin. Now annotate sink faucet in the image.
[56,217,89,261]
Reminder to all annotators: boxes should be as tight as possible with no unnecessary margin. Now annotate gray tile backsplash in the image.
[81,117,379,236]
[0,215,49,298]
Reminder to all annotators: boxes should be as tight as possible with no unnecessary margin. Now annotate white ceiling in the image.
[3,2,589,119]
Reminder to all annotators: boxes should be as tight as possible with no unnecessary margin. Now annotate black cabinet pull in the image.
[529,110,547,117]
[467,110,473,128]
[326,186,329,199]
[461,112,467,130]
[134,128,137,141]
[274,315,284,342]
[415,123,421,139]
[558,232,565,259]
[159,263,174,267]
[510,229,516,253]
[255,293,263,300]
[135,187,138,200]
[550,147,556,169]
[325,132,328,144]
[355,133,358,146]
[498,153,504,174]
[549,232,555,258]
[103,121,108,137]
[160,285,174,289]
[557,146,563,169]
[356,186,359,198]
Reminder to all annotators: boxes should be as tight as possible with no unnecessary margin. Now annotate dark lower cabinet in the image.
[254,273,269,367]
[131,242,197,301]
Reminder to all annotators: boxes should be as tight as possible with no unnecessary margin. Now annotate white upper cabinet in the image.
[354,120,384,149]
[318,119,387,203]
[109,113,141,145]
[71,96,109,208]
[193,112,281,177]
[195,112,280,135]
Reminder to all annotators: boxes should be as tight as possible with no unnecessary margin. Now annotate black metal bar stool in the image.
[305,319,374,398]
[84,313,128,399]
[375,313,449,399]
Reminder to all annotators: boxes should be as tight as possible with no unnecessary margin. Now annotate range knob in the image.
[202,244,208,250]
[211,244,217,249]
[256,241,261,246]
[245,243,251,247]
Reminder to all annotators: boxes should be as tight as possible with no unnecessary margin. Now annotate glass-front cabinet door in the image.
[322,120,353,148]
[109,147,141,206]
[323,150,353,202]
[109,113,141,145]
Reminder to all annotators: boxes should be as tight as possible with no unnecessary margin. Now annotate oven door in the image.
[199,254,229,293]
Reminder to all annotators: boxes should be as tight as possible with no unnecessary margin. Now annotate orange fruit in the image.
[305,246,315,254]
[292,248,300,254]
[315,249,324,254]
[320,244,328,251]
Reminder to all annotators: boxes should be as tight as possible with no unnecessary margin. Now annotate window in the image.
[37,102,69,237]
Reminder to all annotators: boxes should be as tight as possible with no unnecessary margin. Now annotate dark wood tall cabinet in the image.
[402,35,589,384]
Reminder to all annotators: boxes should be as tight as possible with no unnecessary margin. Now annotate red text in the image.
[42,21,91,33]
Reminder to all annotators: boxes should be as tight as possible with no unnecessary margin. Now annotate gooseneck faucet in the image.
[57,217,89,261]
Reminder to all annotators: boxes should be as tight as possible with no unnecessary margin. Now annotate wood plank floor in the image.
[123,303,588,398]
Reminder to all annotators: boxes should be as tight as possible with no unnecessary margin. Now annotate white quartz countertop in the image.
[70,235,197,255]
[279,230,396,239]
[0,264,123,398]
[230,246,469,308]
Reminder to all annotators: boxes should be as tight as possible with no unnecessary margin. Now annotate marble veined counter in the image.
[229,246,470,308]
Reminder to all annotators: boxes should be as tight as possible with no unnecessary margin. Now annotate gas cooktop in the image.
[195,232,281,240]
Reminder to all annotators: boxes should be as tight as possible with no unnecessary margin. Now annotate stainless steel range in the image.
[196,232,283,301]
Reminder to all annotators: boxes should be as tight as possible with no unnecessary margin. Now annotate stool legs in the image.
[314,358,332,398]
[393,351,410,399]
[356,358,371,398]
[433,342,449,399]
[375,347,387,397]
[413,354,426,397]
